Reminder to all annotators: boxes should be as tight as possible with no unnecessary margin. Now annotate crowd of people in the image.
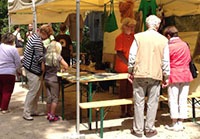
[0,23,72,122]
[116,15,193,138]
[0,14,194,137]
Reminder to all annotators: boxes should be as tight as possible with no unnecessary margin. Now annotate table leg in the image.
[96,108,99,133]
[100,107,104,138]
[88,82,93,130]
[80,85,83,123]
[192,98,196,122]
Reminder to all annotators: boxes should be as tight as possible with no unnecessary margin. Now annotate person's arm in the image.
[14,48,22,75]
[128,40,138,74]
[116,51,128,65]
[60,58,69,71]
[41,61,45,73]
[161,44,170,88]
[26,32,29,38]
[128,40,138,83]
[69,44,73,57]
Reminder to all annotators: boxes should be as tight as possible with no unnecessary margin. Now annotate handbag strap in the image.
[185,41,194,59]
[110,0,114,13]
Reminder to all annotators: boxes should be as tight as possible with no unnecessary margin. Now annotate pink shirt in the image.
[168,37,193,83]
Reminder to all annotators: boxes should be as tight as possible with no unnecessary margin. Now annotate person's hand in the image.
[162,80,169,88]
[61,67,68,73]
[41,62,45,73]
[16,68,22,78]
[60,68,66,73]
[128,73,134,83]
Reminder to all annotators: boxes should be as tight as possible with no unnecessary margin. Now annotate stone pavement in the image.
[0,82,200,139]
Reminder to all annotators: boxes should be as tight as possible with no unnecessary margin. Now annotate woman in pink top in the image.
[162,26,193,131]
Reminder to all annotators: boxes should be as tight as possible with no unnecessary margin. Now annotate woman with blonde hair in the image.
[43,40,68,122]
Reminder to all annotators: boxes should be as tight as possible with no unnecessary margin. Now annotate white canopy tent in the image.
[7,0,200,25]
[8,0,117,25]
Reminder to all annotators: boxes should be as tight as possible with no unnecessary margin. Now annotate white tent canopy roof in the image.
[8,0,118,25]
[8,0,109,13]
[8,0,200,25]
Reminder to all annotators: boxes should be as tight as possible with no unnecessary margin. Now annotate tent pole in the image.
[76,0,80,135]
[32,0,37,33]
[8,13,11,32]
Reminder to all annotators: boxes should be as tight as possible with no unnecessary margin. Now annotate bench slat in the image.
[188,92,200,98]
[79,95,170,109]
[79,93,200,109]
[79,98,133,109]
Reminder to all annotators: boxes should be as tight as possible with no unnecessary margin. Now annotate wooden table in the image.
[58,71,128,128]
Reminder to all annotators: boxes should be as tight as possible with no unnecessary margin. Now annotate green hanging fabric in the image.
[104,0,118,32]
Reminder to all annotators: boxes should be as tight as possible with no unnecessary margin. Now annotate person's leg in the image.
[31,77,44,114]
[23,69,41,120]
[0,75,3,110]
[46,103,51,119]
[132,78,147,135]
[45,80,52,119]
[50,82,60,115]
[165,83,180,131]
[168,84,179,122]
[49,81,60,122]
[50,102,57,116]
[119,80,127,117]
[145,79,160,137]
[126,80,133,116]
[178,82,189,130]
[0,75,15,111]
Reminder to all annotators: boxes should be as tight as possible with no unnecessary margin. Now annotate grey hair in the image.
[146,15,161,30]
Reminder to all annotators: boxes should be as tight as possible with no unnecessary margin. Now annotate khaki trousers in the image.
[23,69,42,117]
[132,78,160,134]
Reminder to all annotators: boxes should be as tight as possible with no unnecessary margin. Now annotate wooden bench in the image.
[79,93,200,138]
[79,95,168,138]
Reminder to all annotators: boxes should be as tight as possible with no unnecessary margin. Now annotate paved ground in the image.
[0,82,200,139]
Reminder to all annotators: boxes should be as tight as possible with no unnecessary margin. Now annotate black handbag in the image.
[186,42,198,78]
[15,38,23,48]
[189,60,198,78]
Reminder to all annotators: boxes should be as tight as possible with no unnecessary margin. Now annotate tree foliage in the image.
[0,0,9,36]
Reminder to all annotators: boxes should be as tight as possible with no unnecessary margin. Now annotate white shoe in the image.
[165,123,179,131]
[177,122,185,131]
[1,110,10,114]
[23,115,34,121]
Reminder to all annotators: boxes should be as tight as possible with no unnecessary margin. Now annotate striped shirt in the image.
[23,33,44,76]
